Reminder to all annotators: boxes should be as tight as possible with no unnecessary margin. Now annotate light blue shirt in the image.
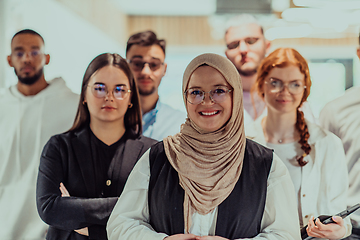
[142,100,187,141]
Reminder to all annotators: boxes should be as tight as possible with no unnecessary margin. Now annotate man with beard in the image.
[0,29,78,239]
[224,15,271,126]
[126,31,186,141]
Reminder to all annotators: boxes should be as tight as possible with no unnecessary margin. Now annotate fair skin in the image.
[84,65,132,146]
[126,45,167,114]
[7,33,50,96]
[261,65,304,143]
[186,66,232,132]
[165,66,232,240]
[261,65,346,239]
[225,23,270,92]
[60,65,132,236]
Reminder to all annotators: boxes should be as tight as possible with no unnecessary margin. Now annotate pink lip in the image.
[102,106,116,110]
[199,110,221,117]
[21,67,34,72]
[276,99,292,103]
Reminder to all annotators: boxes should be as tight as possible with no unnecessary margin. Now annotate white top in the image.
[246,118,351,237]
[266,142,303,225]
[0,78,79,239]
[142,100,187,141]
[320,86,360,227]
[107,148,302,240]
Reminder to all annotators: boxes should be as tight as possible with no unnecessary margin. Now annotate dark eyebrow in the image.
[131,56,161,61]
[93,82,127,87]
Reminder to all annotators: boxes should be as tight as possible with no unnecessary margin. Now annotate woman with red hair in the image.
[247,48,351,239]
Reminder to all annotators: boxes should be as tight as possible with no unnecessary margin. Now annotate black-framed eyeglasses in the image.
[184,86,232,105]
[265,78,306,95]
[88,83,131,99]
[226,37,260,50]
[128,58,164,71]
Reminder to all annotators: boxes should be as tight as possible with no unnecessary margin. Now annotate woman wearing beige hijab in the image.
[107,53,301,240]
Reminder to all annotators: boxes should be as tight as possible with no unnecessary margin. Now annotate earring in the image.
[128,103,133,108]
[82,100,86,105]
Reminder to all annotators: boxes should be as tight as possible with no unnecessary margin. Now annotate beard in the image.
[138,86,156,96]
[15,68,43,85]
[237,65,257,77]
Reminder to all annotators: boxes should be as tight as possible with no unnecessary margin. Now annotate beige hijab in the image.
[163,53,246,233]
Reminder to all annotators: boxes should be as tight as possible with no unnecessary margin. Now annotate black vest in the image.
[148,139,273,240]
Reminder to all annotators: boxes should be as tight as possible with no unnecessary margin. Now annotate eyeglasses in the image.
[266,78,306,95]
[226,37,260,50]
[12,50,42,59]
[88,83,131,99]
[184,86,232,105]
[128,58,164,71]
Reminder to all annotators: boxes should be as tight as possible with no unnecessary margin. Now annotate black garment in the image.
[148,139,273,240]
[36,126,157,240]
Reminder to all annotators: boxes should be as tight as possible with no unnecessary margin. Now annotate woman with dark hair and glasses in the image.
[36,53,157,240]
[247,48,351,239]
[107,53,300,240]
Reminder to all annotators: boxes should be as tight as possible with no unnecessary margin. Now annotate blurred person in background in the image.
[224,14,315,127]
[0,29,78,239]
[247,48,351,239]
[319,34,360,239]
[36,53,157,239]
[126,31,187,141]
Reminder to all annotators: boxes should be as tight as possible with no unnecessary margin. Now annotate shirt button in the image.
[106,180,111,186]
[305,215,309,218]
[302,194,306,197]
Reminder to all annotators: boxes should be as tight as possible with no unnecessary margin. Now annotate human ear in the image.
[7,55,13,67]
[45,54,50,65]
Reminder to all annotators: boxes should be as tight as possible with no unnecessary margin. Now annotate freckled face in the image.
[186,66,233,132]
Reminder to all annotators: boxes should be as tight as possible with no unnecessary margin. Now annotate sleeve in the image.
[36,136,118,233]
[107,149,168,240]
[319,104,338,137]
[240,153,302,240]
[324,134,351,238]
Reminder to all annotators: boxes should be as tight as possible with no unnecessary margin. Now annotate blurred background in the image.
[1,0,360,117]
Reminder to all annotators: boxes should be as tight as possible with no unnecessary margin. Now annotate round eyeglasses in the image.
[184,86,232,105]
[266,78,306,95]
[88,83,131,99]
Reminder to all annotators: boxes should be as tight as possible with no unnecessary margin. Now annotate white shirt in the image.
[246,118,351,237]
[0,78,79,239]
[142,100,187,141]
[107,148,301,240]
[320,86,360,227]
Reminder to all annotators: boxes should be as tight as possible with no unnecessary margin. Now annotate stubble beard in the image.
[15,68,44,85]
[139,86,156,96]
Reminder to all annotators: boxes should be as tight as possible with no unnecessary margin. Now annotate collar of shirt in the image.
[142,100,161,133]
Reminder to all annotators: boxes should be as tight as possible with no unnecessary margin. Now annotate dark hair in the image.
[68,53,142,137]
[254,48,312,166]
[12,29,44,44]
[126,30,166,56]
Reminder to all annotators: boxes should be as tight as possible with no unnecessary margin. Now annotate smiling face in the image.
[7,33,50,85]
[186,65,233,132]
[263,65,305,114]
[85,66,131,128]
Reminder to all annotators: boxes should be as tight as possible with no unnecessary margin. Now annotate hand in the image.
[306,216,346,240]
[164,234,198,240]
[59,182,70,197]
[75,227,89,236]
[196,236,228,240]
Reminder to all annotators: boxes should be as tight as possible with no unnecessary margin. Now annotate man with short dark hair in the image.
[319,35,360,239]
[0,29,78,239]
[126,31,186,140]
